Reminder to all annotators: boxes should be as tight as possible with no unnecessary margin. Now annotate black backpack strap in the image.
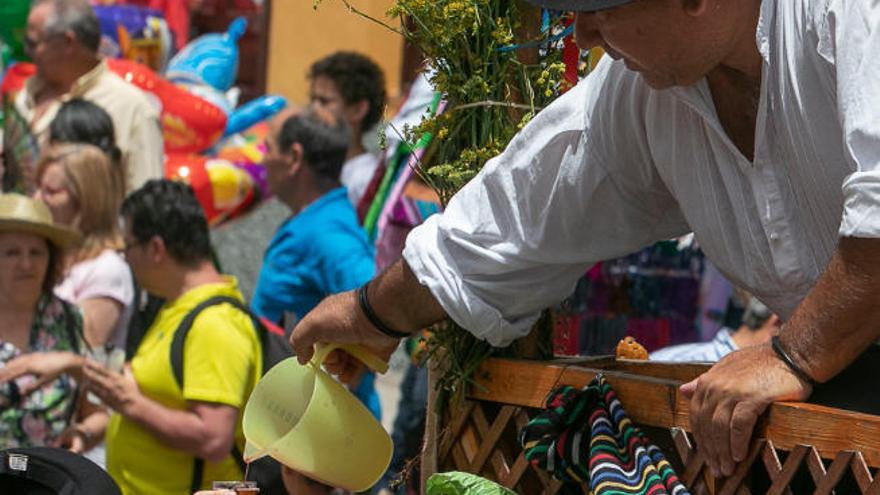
[170,295,260,492]
[169,295,255,389]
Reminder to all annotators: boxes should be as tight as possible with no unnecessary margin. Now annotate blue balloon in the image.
[225,95,288,137]
[166,16,247,91]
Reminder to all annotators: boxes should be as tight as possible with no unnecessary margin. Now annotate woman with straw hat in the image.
[0,193,108,452]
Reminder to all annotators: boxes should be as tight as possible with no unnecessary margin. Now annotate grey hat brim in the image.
[525,0,634,12]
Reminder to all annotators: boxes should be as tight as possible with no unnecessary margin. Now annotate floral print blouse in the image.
[0,295,84,448]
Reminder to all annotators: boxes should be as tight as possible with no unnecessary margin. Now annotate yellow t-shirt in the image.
[106,277,262,495]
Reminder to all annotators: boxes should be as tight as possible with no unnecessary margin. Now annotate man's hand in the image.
[290,290,400,383]
[680,344,812,477]
[83,361,142,416]
[0,352,83,395]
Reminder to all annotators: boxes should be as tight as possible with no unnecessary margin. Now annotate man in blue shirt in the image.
[251,106,380,420]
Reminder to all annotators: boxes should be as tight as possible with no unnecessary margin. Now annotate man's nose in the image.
[574,12,603,51]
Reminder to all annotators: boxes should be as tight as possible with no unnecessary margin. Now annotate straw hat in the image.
[0,194,79,248]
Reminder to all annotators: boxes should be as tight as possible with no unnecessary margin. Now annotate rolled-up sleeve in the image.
[403,59,688,346]
[828,2,880,237]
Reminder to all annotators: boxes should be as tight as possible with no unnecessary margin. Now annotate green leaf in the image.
[426,471,517,495]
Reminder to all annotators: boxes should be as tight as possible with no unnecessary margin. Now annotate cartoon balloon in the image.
[1,61,36,101]
[108,58,227,154]
[94,5,172,72]
[166,16,246,92]
[225,94,287,137]
[0,0,31,63]
[165,153,259,225]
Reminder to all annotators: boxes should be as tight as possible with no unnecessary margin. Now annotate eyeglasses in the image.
[23,32,65,56]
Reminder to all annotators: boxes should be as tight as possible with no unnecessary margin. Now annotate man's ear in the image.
[347,99,370,129]
[147,235,166,264]
[288,142,305,176]
[682,0,711,17]
[62,30,79,51]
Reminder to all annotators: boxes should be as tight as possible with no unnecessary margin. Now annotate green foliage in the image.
[388,0,571,203]
[426,471,517,495]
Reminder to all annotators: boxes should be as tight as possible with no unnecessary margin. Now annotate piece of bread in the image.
[615,336,648,360]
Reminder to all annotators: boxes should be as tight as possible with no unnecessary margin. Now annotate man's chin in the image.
[637,72,689,90]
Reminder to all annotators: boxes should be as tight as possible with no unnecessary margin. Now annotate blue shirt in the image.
[252,187,375,326]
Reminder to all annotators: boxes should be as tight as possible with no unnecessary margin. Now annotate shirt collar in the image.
[755,0,774,64]
[25,59,108,107]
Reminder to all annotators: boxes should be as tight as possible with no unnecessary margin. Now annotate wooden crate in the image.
[423,357,880,494]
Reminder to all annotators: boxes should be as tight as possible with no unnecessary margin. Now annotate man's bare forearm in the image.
[367,259,448,334]
[782,237,880,383]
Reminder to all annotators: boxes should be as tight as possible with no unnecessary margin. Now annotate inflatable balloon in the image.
[225,94,287,137]
[1,62,35,101]
[0,0,31,63]
[94,5,172,72]
[107,58,227,154]
[166,17,246,92]
[165,153,261,225]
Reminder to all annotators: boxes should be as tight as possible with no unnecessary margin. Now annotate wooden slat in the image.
[604,358,711,382]
[719,440,764,495]
[439,400,476,460]
[671,427,694,465]
[501,452,530,489]
[488,449,512,482]
[450,443,470,471]
[767,444,808,495]
[470,358,880,467]
[470,406,517,474]
[459,423,480,463]
[804,445,827,485]
[851,452,875,492]
[814,450,854,495]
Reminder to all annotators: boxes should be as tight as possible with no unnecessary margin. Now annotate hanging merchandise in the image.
[93,4,172,72]
[166,16,246,92]
[107,58,227,154]
[223,94,286,137]
[520,376,690,494]
[555,239,713,356]
[165,153,260,226]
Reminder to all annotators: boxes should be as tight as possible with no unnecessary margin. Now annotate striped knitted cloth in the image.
[520,375,690,495]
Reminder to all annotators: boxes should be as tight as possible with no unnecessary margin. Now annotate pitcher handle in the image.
[310,343,390,374]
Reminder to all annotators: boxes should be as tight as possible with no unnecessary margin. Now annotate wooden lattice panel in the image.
[436,400,589,495]
[424,358,880,494]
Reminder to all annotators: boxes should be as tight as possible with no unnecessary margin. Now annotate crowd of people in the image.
[3,0,880,493]
[0,1,415,494]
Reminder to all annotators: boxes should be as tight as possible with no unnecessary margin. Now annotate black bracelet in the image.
[770,335,817,386]
[357,284,411,339]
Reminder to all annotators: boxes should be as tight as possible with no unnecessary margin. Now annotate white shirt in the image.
[341,152,380,206]
[650,328,739,363]
[55,249,135,350]
[404,0,880,347]
[15,60,164,192]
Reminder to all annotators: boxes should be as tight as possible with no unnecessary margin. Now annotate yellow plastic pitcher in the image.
[241,344,393,492]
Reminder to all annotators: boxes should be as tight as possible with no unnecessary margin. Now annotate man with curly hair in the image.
[308,51,387,207]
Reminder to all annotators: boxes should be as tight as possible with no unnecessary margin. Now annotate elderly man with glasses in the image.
[15,0,163,192]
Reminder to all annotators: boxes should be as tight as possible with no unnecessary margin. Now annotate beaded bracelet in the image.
[357,283,411,339]
[770,335,817,386]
